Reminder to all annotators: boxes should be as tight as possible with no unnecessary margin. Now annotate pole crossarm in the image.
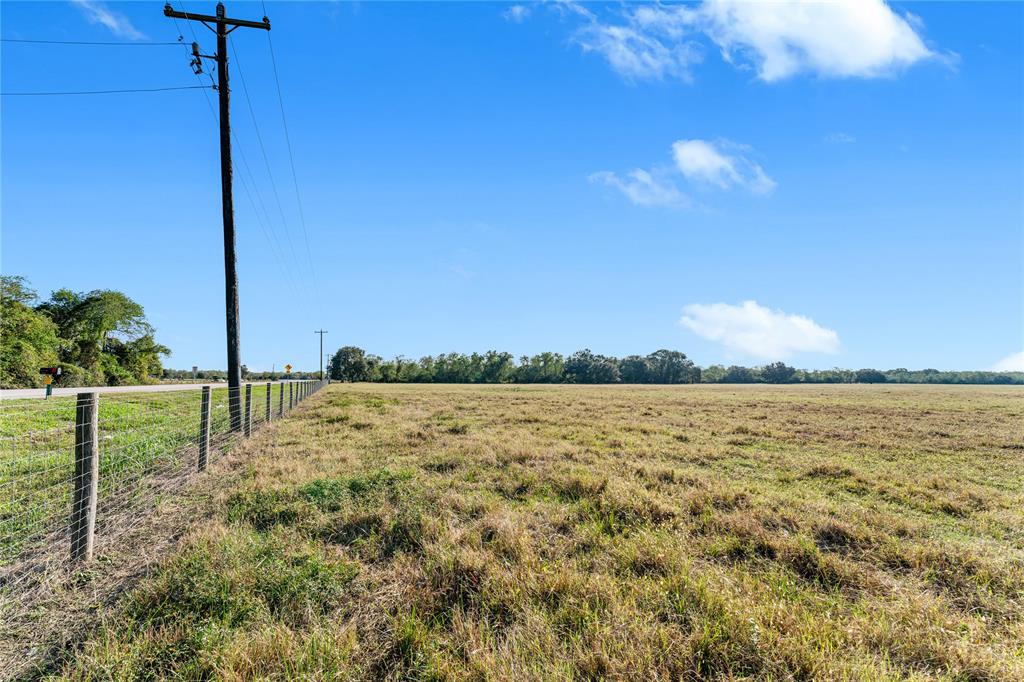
[163,4,270,31]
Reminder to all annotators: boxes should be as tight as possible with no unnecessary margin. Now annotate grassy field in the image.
[51,384,1023,680]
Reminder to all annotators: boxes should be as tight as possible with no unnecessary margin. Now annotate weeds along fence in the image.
[0,379,327,602]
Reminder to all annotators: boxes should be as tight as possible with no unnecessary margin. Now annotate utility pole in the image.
[315,330,328,380]
[164,3,270,431]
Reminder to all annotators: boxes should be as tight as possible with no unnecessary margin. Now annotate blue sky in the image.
[2,1,1022,372]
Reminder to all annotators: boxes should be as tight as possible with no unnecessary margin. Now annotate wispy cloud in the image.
[990,351,1024,372]
[589,169,689,208]
[824,132,856,144]
[503,5,531,24]
[680,300,840,359]
[592,137,774,208]
[574,20,702,83]
[534,0,939,83]
[672,139,775,194]
[71,0,145,40]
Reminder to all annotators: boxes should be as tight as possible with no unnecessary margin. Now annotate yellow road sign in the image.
[285,364,292,373]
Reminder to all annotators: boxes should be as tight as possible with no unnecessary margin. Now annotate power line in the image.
[1,85,212,96]
[1,38,182,46]
[170,1,305,302]
[229,38,308,301]
[264,24,322,316]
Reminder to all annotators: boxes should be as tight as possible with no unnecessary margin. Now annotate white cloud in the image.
[671,139,776,194]
[589,169,688,208]
[591,137,774,207]
[540,0,937,83]
[575,22,702,82]
[990,351,1024,372]
[702,0,934,81]
[71,0,145,40]
[824,132,856,144]
[680,300,840,359]
[503,5,531,24]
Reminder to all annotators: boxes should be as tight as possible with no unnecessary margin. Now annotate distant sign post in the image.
[285,364,292,378]
[39,367,61,399]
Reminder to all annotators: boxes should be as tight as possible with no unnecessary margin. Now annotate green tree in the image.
[565,349,620,384]
[854,368,886,383]
[515,352,565,383]
[618,355,650,383]
[0,276,61,388]
[702,365,727,383]
[722,365,756,383]
[330,346,372,382]
[646,349,699,383]
[481,351,515,383]
[761,362,797,384]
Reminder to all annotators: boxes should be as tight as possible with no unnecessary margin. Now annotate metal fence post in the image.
[265,382,272,423]
[199,386,211,471]
[244,383,252,437]
[71,392,98,562]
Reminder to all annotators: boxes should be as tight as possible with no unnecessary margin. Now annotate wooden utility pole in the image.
[164,3,270,431]
[315,329,328,380]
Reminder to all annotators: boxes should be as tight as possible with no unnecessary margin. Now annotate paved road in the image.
[0,381,300,401]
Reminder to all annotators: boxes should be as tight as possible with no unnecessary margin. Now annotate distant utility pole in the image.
[315,330,328,380]
[163,3,270,431]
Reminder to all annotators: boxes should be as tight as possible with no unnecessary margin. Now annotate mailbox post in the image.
[39,367,62,399]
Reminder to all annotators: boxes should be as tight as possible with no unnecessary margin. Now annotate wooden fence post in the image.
[244,383,252,437]
[199,386,211,471]
[71,392,98,562]
[278,382,284,416]
[289,382,293,410]
[265,382,272,423]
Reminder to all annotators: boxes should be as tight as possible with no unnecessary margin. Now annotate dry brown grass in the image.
[50,384,1024,680]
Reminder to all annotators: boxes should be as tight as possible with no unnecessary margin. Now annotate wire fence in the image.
[0,379,326,605]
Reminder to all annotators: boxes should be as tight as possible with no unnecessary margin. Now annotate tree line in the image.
[1,276,169,388]
[5,274,1019,389]
[327,346,1024,385]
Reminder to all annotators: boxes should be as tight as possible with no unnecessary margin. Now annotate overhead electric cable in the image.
[2,85,212,96]
[229,38,306,298]
[170,0,306,300]
[262,14,322,315]
[1,38,182,45]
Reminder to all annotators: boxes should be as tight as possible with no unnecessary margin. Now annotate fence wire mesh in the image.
[0,380,325,610]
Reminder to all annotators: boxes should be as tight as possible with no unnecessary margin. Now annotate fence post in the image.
[244,383,252,437]
[278,381,284,416]
[289,382,293,410]
[71,392,99,562]
[199,386,211,471]
[265,382,272,423]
